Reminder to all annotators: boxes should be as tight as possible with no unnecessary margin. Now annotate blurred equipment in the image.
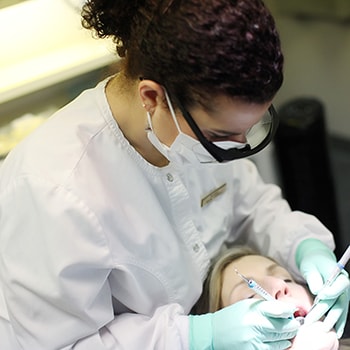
[0,112,50,160]
[274,98,342,258]
[275,0,350,22]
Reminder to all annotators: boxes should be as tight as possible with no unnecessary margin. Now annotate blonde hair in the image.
[191,246,308,315]
[191,246,259,314]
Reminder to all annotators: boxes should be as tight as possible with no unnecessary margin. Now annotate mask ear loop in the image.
[163,89,182,134]
[146,111,153,131]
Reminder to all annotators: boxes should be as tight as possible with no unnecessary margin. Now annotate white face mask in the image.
[146,90,247,165]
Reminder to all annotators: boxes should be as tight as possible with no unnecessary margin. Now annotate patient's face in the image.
[221,255,313,317]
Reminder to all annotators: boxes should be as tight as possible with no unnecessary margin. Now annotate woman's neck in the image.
[105,74,169,167]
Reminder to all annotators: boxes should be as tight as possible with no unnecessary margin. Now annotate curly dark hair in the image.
[82,0,283,109]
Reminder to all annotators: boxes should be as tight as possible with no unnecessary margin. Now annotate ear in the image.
[138,80,165,114]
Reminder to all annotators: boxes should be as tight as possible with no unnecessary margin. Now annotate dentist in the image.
[0,0,348,349]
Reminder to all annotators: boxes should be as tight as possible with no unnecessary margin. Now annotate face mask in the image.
[146,91,247,165]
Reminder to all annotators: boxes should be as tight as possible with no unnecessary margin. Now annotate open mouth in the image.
[294,307,307,318]
[293,308,307,325]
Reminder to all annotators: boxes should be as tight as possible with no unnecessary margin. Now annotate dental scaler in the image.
[235,269,275,301]
[235,269,305,325]
[308,244,350,313]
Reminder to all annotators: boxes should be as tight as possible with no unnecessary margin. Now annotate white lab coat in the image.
[0,79,335,349]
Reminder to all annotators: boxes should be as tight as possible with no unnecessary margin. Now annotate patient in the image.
[192,246,341,350]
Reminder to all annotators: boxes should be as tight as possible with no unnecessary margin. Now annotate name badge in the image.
[201,183,227,207]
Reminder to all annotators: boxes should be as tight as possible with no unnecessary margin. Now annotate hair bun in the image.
[82,0,147,52]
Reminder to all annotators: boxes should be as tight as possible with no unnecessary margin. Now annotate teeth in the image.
[295,316,305,326]
[293,308,305,325]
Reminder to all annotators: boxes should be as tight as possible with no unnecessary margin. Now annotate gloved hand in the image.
[189,299,300,350]
[296,238,350,337]
[290,321,339,350]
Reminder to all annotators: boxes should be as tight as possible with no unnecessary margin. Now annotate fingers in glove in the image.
[322,292,349,338]
[317,273,350,300]
[259,300,297,319]
[302,266,325,294]
[304,299,334,325]
[264,327,298,342]
[264,339,292,350]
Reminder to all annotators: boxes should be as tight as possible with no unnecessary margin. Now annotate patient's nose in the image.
[265,277,290,300]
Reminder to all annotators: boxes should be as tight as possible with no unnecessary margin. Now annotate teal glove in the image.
[189,299,300,350]
[296,238,350,337]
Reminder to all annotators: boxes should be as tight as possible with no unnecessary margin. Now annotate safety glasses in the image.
[173,98,279,163]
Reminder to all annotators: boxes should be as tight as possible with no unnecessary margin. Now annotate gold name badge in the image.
[201,183,227,207]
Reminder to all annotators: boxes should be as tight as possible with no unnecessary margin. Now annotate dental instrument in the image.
[235,268,305,325]
[308,244,350,313]
[235,269,275,301]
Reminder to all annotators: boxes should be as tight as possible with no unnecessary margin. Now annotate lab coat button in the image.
[166,173,174,182]
[192,243,200,253]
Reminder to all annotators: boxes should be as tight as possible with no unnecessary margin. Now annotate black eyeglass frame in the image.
[172,98,279,163]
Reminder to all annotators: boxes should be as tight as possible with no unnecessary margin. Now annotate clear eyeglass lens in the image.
[245,111,273,149]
